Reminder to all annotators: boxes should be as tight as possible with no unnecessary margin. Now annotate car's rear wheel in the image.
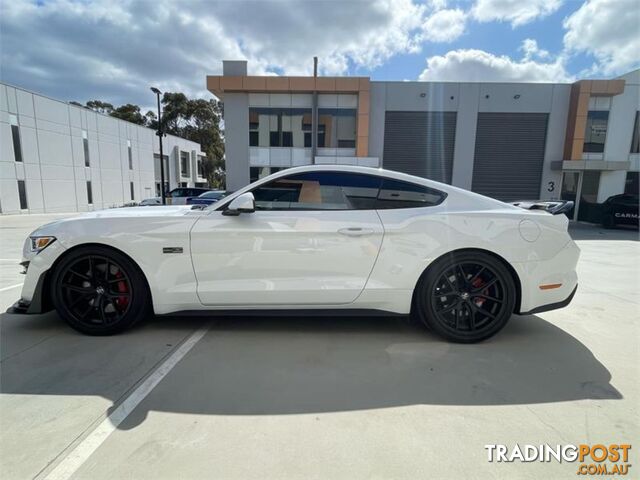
[415,252,516,343]
[51,246,150,335]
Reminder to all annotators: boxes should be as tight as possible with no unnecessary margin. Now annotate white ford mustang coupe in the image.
[10,165,579,342]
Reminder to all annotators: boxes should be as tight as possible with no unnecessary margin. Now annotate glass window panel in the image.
[631,112,640,154]
[250,172,380,211]
[82,130,90,166]
[17,180,28,209]
[249,108,312,148]
[86,181,93,204]
[377,179,446,209]
[180,152,190,177]
[583,111,609,153]
[317,109,356,148]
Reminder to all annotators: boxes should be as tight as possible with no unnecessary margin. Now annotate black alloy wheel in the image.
[415,252,516,343]
[51,246,150,335]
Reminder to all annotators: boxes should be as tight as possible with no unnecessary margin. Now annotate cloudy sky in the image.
[1,0,638,109]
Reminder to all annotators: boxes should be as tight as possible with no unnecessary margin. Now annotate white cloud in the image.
[418,47,572,82]
[472,0,563,27]
[0,0,430,105]
[520,39,549,60]
[563,0,640,76]
[421,8,467,43]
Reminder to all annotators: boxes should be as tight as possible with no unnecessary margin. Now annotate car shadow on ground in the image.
[0,311,622,430]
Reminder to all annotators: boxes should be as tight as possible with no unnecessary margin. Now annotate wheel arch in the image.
[411,247,522,314]
[44,242,154,314]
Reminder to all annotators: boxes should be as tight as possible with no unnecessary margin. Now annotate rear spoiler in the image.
[511,200,574,215]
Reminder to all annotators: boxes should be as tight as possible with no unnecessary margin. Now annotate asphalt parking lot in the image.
[1,214,638,480]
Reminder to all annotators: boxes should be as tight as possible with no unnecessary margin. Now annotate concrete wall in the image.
[0,83,204,214]
[223,92,250,191]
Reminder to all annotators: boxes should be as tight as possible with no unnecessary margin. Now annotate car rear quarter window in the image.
[376,178,446,209]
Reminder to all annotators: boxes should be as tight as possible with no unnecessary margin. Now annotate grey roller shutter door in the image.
[472,113,548,201]
[383,112,456,184]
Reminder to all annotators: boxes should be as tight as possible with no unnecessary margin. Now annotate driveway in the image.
[1,214,638,479]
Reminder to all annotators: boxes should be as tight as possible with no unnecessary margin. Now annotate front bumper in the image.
[6,270,51,314]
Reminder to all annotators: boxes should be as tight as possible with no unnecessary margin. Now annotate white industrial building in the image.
[0,82,208,215]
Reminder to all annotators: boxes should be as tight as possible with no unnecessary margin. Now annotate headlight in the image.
[30,236,56,253]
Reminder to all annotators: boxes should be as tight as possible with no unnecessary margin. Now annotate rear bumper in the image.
[514,239,580,314]
[518,284,577,316]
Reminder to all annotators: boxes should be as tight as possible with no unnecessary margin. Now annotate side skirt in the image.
[156,308,407,318]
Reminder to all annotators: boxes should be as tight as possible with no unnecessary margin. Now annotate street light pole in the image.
[151,87,166,205]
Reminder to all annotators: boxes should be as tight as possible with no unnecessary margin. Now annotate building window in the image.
[130,182,135,200]
[127,140,133,170]
[86,181,93,205]
[249,166,285,183]
[9,114,23,163]
[303,119,312,148]
[197,156,205,177]
[82,130,90,166]
[317,109,357,149]
[631,112,640,154]
[249,108,312,148]
[180,152,190,177]
[583,111,609,153]
[17,180,28,210]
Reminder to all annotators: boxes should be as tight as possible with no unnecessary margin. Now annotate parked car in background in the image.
[186,190,227,206]
[601,194,639,229]
[167,187,211,205]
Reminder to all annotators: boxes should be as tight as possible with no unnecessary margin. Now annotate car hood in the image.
[30,206,197,236]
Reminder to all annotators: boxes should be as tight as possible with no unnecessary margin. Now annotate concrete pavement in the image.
[0,214,638,479]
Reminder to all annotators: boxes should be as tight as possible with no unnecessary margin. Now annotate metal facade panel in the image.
[472,113,548,201]
[382,111,456,183]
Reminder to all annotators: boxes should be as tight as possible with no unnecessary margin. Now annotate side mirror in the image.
[222,192,255,216]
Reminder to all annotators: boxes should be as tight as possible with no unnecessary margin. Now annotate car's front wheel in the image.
[51,246,151,335]
[415,252,516,343]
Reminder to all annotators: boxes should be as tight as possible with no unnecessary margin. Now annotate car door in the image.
[190,171,384,306]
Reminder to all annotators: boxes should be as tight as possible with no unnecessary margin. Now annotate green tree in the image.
[110,104,148,126]
[160,93,225,188]
[85,100,114,114]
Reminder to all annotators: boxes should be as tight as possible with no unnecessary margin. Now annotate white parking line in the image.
[0,283,23,293]
[43,324,210,480]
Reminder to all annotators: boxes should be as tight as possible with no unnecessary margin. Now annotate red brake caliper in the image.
[471,277,486,307]
[114,270,129,311]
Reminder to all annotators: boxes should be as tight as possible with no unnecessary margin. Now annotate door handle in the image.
[338,227,375,236]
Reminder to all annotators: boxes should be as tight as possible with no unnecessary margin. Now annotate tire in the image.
[414,251,516,343]
[51,246,151,335]
[602,213,615,229]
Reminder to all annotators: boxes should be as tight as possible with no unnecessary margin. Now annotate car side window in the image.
[376,178,446,209]
[251,172,381,211]
[170,189,184,198]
